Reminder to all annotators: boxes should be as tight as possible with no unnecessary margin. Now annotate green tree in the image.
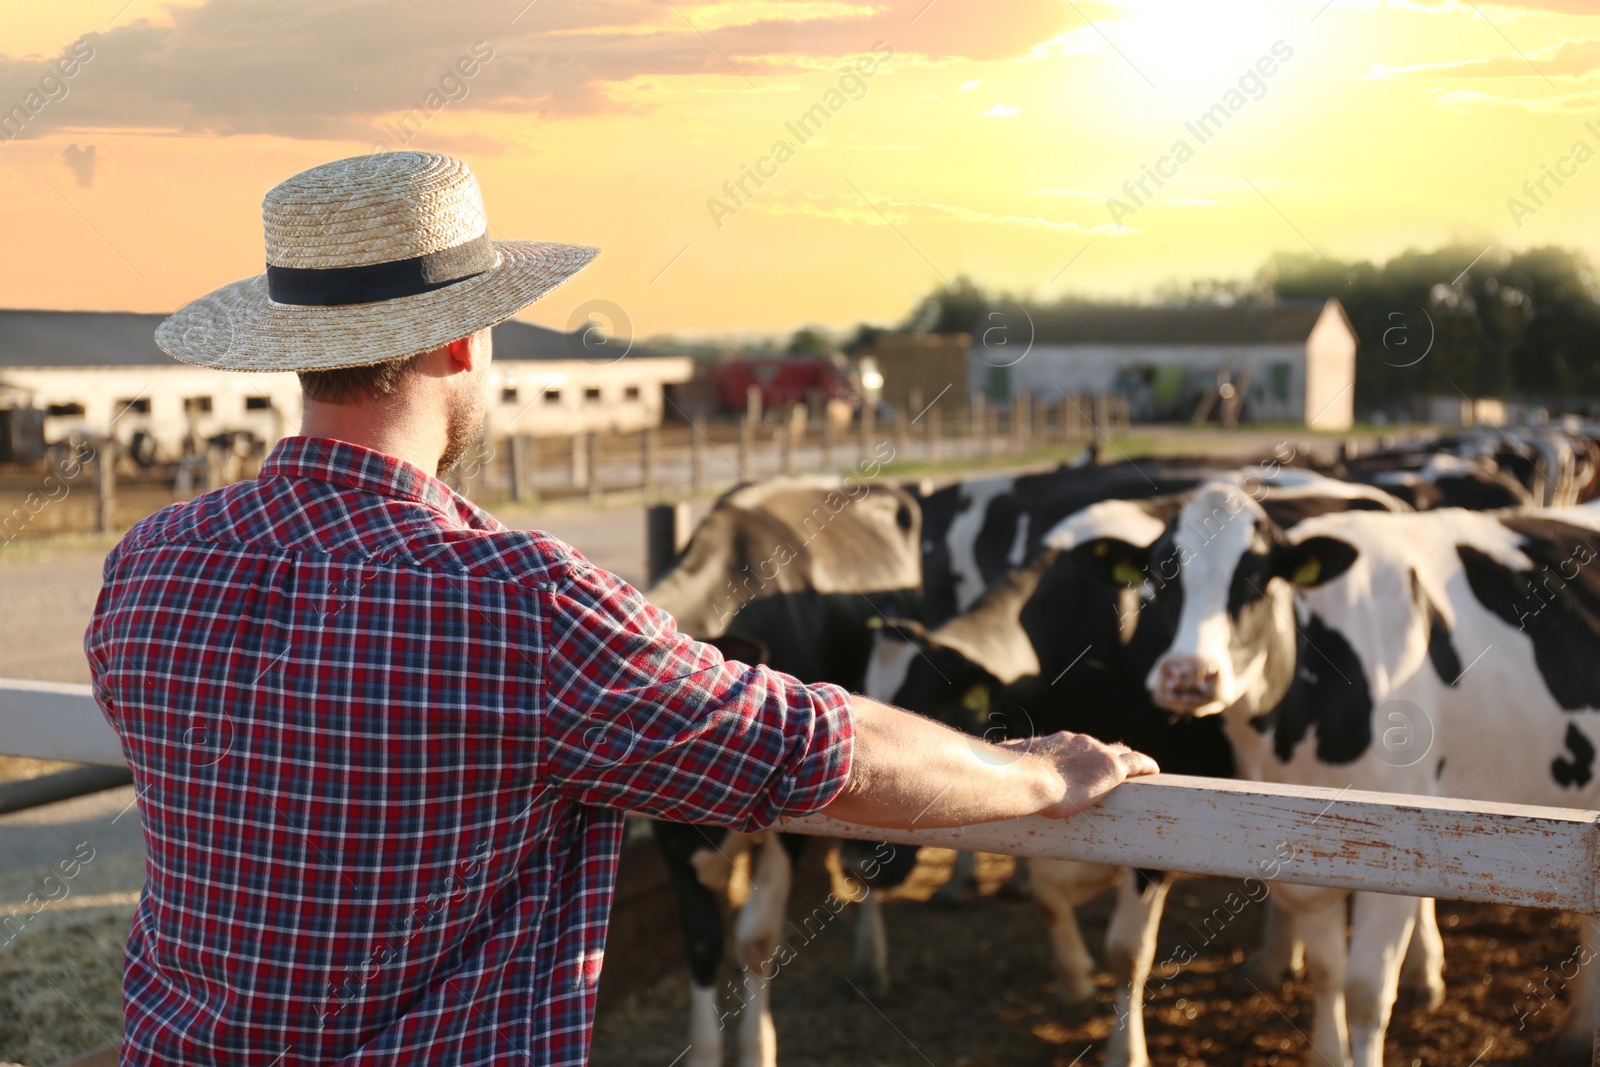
[903,276,989,334]
[785,326,833,355]
[1265,245,1600,408]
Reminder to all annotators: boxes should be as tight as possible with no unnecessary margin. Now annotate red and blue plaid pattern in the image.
[85,437,854,1066]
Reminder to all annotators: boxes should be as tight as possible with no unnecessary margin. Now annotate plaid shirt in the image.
[85,437,854,1067]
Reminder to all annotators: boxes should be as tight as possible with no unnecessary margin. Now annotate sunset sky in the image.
[1,0,1597,341]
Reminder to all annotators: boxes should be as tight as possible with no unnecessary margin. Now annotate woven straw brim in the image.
[155,240,598,372]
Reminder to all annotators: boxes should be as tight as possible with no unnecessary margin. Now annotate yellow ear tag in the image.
[961,683,990,726]
[1292,558,1322,586]
[1111,561,1144,587]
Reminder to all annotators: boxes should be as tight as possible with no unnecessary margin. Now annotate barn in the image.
[974,297,1357,431]
[0,309,693,459]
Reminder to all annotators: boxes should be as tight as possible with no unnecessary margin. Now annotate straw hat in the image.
[156,152,598,372]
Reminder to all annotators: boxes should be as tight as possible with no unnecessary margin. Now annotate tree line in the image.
[881,245,1600,412]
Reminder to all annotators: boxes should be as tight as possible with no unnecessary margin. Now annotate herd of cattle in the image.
[641,421,1600,1067]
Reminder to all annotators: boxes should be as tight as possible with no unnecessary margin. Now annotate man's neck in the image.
[299,398,446,476]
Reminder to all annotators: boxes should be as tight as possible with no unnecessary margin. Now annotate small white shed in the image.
[972,298,1357,431]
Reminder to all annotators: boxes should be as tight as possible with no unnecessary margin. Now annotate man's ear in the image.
[1068,538,1151,588]
[1272,535,1360,588]
[446,328,489,372]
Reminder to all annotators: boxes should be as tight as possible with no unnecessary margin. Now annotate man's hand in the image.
[820,697,1160,831]
[999,732,1160,819]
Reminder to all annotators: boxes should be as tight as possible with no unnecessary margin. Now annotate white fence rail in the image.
[5,678,1600,1056]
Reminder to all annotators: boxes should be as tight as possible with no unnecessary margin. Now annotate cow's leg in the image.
[851,887,890,995]
[933,849,979,904]
[1273,883,1351,1067]
[1104,869,1172,1067]
[733,834,792,1067]
[653,822,728,1067]
[1397,896,1445,1011]
[1345,891,1418,1067]
[1031,859,1119,1020]
[1550,914,1599,1059]
[1000,856,1033,899]
[1234,896,1303,992]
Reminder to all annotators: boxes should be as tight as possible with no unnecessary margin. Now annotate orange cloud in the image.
[0,0,1073,143]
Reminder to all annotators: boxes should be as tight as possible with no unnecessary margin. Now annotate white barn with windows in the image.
[973,298,1358,431]
[0,310,693,460]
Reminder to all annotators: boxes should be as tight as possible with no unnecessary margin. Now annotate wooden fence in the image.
[3,674,1599,1060]
[0,394,1133,541]
[459,392,1132,504]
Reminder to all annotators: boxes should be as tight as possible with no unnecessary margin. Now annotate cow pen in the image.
[3,676,1599,1064]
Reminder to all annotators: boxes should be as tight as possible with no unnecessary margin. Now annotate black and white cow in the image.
[1342,452,1531,511]
[1062,485,1600,1067]
[907,455,1268,899]
[1337,424,1599,509]
[645,474,924,1067]
[910,453,1285,625]
[641,458,1259,1066]
[865,471,1414,1067]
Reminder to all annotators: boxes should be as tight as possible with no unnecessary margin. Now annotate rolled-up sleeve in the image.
[540,559,853,831]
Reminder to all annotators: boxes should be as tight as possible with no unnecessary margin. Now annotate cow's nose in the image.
[1157,656,1219,699]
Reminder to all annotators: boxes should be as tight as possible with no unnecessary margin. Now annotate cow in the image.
[1062,484,1600,1067]
[1335,423,1599,509]
[910,452,1291,626]
[644,471,923,1067]
[864,471,1416,1067]
[1342,452,1531,511]
[907,453,1275,900]
[641,455,1264,1066]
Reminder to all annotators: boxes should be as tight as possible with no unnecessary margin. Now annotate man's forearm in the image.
[819,696,1066,830]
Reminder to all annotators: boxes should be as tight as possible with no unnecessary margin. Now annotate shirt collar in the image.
[259,436,501,530]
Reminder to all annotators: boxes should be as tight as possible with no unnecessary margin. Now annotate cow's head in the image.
[863,548,1055,744]
[647,476,921,640]
[1059,483,1360,717]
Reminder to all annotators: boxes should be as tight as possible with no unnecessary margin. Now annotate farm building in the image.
[866,332,971,416]
[0,309,693,461]
[972,298,1357,431]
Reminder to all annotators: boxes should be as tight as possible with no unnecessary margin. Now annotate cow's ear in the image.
[708,633,770,665]
[1069,538,1151,588]
[1273,536,1360,588]
[868,616,930,645]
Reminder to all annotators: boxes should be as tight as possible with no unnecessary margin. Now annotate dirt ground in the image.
[1,844,1587,1066]
[591,849,1590,1067]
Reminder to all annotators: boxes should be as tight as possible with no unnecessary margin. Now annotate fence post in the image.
[509,435,528,503]
[926,406,941,462]
[738,413,753,481]
[1015,393,1031,450]
[1094,393,1111,439]
[790,405,807,474]
[779,421,794,476]
[646,501,693,584]
[893,409,908,464]
[821,410,834,471]
[587,433,602,502]
[690,418,705,492]
[642,427,658,498]
[968,392,984,460]
[95,438,116,535]
[570,433,588,492]
[858,403,875,468]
